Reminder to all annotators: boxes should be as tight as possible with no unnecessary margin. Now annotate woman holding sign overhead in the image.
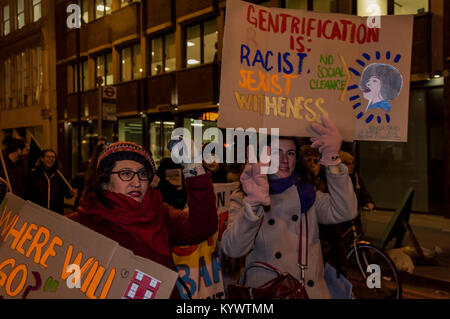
[221,116,358,299]
[70,141,217,298]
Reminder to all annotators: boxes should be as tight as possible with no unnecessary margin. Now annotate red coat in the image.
[70,174,217,298]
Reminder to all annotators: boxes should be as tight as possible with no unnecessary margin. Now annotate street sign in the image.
[103,103,117,121]
[102,86,116,99]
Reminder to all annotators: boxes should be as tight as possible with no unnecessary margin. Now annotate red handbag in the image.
[227,214,309,299]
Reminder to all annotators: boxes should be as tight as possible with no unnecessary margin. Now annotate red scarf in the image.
[77,189,171,256]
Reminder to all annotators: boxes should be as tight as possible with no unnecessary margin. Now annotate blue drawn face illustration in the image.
[348,51,403,124]
[359,63,402,113]
[362,76,383,104]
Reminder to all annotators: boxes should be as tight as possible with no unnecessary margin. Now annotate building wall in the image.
[0,0,57,150]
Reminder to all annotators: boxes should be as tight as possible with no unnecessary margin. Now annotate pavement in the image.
[361,210,450,298]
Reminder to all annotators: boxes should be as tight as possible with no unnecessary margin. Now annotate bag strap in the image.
[238,214,309,285]
[177,277,192,299]
[298,213,308,283]
[238,261,282,285]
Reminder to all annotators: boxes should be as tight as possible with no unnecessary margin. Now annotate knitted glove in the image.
[240,162,271,207]
[310,116,342,166]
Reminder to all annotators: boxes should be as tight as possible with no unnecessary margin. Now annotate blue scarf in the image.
[269,174,316,214]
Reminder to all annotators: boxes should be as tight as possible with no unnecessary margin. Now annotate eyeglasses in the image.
[110,169,150,181]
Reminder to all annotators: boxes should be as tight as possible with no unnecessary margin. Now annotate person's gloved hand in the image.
[167,136,202,164]
[310,116,342,166]
[240,162,270,207]
[167,136,204,177]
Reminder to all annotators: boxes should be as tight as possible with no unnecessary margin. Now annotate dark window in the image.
[150,33,176,75]
[96,52,113,86]
[121,43,142,82]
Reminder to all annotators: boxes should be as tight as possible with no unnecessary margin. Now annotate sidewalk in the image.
[361,210,450,294]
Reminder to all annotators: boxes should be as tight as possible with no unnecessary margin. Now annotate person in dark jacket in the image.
[339,151,375,211]
[301,145,349,277]
[0,135,28,201]
[339,151,375,237]
[70,141,218,298]
[156,157,187,209]
[202,143,228,183]
[26,149,73,215]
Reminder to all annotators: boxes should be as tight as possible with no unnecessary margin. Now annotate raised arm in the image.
[164,169,218,247]
[310,116,358,224]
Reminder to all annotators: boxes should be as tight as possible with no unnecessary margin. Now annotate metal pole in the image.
[76,27,82,170]
[98,85,103,140]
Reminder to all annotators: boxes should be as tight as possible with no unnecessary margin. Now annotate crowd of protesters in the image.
[0,119,376,299]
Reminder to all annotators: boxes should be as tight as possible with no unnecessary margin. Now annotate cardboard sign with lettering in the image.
[172,182,239,299]
[218,0,413,141]
[0,193,178,299]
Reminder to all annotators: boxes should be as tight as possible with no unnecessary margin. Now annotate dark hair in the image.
[40,149,58,170]
[83,143,113,207]
[238,135,314,185]
[360,63,402,100]
[278,136,314,185]
[3,135,26,155]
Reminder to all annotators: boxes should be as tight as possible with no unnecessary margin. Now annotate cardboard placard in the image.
[172,182,239,299]
[0,193,178,299]
[218,0,413,142]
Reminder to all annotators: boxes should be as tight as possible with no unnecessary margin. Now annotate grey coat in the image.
[221,164,358,299]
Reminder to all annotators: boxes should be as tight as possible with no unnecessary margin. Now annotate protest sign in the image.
[0,193,178,299]
[218,0,413,142]
[172,182,239,299]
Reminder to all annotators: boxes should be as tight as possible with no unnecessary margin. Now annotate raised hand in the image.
[240,162,271,207]
[310,116,342,166]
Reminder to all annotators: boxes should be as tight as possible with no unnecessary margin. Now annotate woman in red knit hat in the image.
[70,141,217,298]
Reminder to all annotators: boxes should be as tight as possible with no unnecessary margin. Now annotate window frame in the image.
[95,0,112,20]
[120,0,141,8]
[71,59,89,93]
[149,32,176,76]
[95,52,113,86]
[17,0,25,30]
[32,0,41,22]
[120,43,142,82]
[2,4,11,36]
[184,18,217,69]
